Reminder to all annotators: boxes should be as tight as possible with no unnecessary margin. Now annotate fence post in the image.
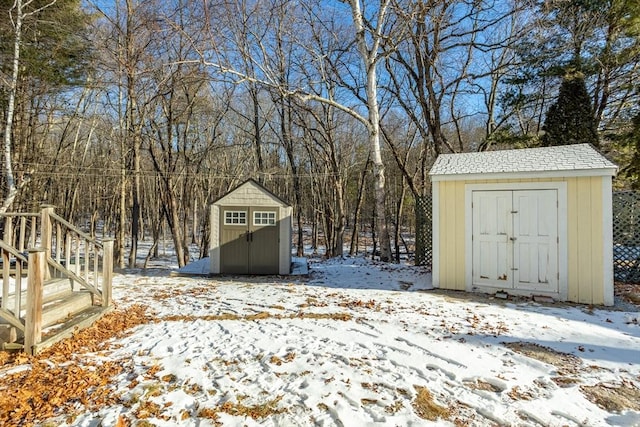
[102,239,114,307]
[24,248,45,355]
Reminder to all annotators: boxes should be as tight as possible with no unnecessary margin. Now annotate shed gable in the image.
[215,179,289,207]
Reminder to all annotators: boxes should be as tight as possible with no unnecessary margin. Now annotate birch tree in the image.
[346,0,392,261]
[1,0,58,212]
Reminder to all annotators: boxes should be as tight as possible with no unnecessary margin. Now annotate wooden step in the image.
[42,291,94,328]
[33,305,113,354]
[6,304,113,354]
[2,278,73,314]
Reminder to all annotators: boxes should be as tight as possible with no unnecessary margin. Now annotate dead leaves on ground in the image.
[218,395,287,419]
[270,352,296,366]
[0,305,156,427]
[195,395,287,425]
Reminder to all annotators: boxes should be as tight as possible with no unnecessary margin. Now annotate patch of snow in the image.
[20,254,640,426]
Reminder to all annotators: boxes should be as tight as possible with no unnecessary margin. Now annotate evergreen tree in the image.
[542,72,599,147]
[625,110,640,188]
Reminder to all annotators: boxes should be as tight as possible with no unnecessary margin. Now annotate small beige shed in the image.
[429,144,617,305]
[209,179,292,275]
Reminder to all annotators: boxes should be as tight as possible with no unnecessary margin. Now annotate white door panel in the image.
[513,190,558,292]
[472,191,512,286]
[472,190,558,293]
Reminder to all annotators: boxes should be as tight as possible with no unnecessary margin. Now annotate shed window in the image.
[254,211,276,226]
[224,211,247,225]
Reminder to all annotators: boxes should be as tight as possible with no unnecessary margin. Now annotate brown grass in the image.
[463,379,503,393]
[162,311,352,322]
[507,385,535,401]
[269,352,295,366]
[581,382,640,412]
[385,400,404,414]
[197,407,221,423]
[615,282,640,307]
[294,312,353,321]
[504,341,582,372]
[551,376,582,388]
[411,385,451,421]
[217,396,287,419]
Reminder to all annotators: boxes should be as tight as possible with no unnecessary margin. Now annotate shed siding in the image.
[566,176,605,304]
[438,180,466,290]
[435,176,608,304]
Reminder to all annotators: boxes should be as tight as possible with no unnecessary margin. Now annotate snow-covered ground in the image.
[16,254,640,425]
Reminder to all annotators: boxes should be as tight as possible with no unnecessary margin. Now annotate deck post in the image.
[3,217,13,246]
[40,205,55,255]
[1,218,11,310]
[40,205,55,280]
[24,248,45,355]
[102,239,114,307]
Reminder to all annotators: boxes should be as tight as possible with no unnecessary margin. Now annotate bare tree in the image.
[196,0,398,260]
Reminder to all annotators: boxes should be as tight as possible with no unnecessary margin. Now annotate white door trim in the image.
[465,182,568,301]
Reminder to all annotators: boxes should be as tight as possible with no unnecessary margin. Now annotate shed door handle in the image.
[510,237,517,241]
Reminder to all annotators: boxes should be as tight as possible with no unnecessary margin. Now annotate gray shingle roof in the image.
[429,144,616,178]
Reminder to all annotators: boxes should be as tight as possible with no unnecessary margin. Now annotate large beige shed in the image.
[429,144,617,305]
[209,179,292,275]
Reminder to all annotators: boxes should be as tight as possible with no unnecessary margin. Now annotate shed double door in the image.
[472,190,558,293]
[220,207,279,274]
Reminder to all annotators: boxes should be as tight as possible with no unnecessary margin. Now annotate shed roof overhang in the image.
[429,144,617,182]
[430,168,617,182]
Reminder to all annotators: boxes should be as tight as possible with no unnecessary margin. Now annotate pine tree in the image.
[542,72,599,147]
[625,111,640,189]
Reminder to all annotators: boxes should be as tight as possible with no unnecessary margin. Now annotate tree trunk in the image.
[1,0,24,213]
[117,160,127,268]
[350,0,392,262]
[350,155,369,256]
[366,73,391,262]
[126,0,140,269]
[394,182,406,263]
[162,176,188,267]
[332,176,346,257]
[128,135,140,268]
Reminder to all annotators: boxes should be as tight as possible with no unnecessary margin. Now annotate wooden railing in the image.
[0,206,113,354]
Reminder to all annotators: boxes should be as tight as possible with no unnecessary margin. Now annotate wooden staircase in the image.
[0,206,113,355]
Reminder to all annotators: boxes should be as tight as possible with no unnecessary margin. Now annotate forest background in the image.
[0,0,638,268]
